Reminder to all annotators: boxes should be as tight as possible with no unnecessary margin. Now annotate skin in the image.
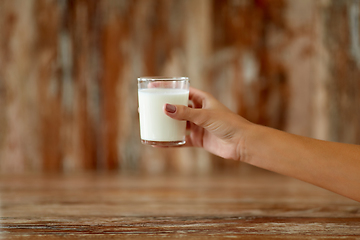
[164,87,360,202]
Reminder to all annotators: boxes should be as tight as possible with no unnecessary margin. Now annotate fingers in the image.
[183,135,195,147]
[164,86,216,128]
[189,87,211,109]
[164,104,208,128]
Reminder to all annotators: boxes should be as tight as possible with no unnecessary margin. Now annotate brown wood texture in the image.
[0,170,359,239]
[0,0,360,173]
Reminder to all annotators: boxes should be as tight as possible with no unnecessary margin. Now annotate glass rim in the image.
[137,76,189,82]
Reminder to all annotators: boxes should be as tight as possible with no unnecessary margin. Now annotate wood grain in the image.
[0,0,359,173]
[0,170,359,239]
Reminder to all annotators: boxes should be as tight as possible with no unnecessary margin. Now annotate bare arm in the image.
[244,124,360,201]
[164,87,360,202]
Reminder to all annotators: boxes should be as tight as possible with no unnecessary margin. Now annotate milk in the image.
[138,88,189,143]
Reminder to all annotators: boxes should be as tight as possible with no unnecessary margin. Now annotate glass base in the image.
[141,139,186,146]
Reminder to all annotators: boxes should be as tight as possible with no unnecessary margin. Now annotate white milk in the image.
[138,88,189,142]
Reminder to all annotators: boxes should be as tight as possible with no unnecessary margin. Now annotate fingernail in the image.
[165,104,176,113]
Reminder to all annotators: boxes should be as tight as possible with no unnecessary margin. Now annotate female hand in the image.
[164,87,360,201]
[164,87,253,161]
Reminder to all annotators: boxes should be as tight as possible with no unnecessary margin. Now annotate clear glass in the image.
[137,77,190,146]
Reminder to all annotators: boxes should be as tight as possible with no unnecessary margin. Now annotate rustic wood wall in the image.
[0,0,359,174]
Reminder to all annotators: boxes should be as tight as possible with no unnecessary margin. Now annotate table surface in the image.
[0,169,359,239]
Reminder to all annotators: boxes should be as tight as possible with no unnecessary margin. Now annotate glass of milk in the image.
[138,77,190,146]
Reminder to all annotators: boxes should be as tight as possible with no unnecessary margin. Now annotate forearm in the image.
[243,124,360,202]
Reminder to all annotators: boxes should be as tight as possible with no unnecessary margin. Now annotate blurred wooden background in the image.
[0,0,359,174]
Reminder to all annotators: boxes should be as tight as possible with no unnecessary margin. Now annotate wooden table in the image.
[0,169,359,239]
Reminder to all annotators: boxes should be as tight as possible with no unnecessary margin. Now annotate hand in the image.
[164,87,253,161]
[164,88,360,202]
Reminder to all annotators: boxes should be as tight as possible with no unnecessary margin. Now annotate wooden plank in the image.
[0,172,359,238]
[0,0,359,173]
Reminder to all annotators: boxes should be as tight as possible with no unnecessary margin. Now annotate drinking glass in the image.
[137,77,190,146]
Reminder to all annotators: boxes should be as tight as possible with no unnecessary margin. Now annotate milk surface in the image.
[138,88,189,142]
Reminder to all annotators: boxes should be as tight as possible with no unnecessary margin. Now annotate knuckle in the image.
[193,109,210,127]
[176,105,189,120]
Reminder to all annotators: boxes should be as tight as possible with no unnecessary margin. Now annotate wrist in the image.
[235,121,259,163]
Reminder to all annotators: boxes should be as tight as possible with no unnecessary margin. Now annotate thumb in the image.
[164,104,207,127]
